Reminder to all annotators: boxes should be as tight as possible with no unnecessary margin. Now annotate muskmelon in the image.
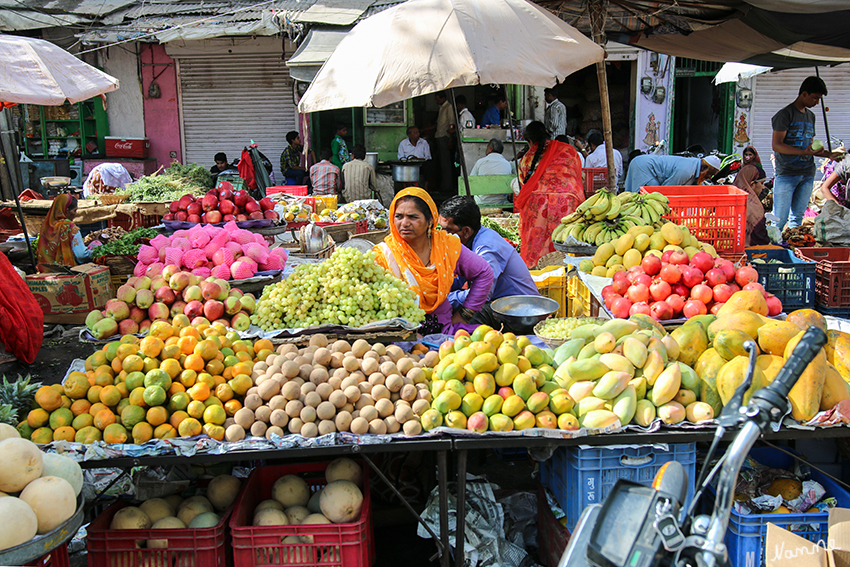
[0,438,43,492]
[272,475,310,508]
[299,513,331,543]
[147,516,186,549]
[307,490,322,513]
[110,506,152,530]
[283,505,310,525]
[164,494,184,512]
[188,512,220,528]
[254,499,284,514]
[319,480,363,523]
[41,453,83,497]
[0,423,20,441]
[19,476,76,534]
[177,501,211,526]
[0,496,38,550]
[206,474,241,512]
[253,508,289,526]
[177,495,212,511]
[325,458,362,487]
[140,498,175,525]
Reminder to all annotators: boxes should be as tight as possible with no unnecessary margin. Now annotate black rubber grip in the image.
[768,326,827,399]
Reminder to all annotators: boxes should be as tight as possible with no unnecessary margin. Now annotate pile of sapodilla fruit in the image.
[227,334,434,440]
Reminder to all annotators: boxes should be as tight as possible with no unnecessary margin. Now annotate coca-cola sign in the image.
[114,142,135,150]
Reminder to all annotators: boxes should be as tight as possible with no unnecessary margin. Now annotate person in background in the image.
[373,188,493,334]
[771,76,843,230]
[481,95,507,128]
[469,138,513,207]
[584,129,623,183]
[36,194,90,271]
[543,88,567,138]
[81,163,132,199]
[624,154,721,193]
[820,158,850,208]
[331,123,351,169]
[456,95,476,129]
[310,149,341,196]
[341,145,377,203]
[434,91,457,192]
[733,164,770,246]
[397,126,431,160]
[210,152,234,177]
[516,121,584,268]
[280,131,308,186]
[439,196,539,334]
[742,145,762,168]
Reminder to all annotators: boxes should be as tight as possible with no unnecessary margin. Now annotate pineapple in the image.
[0,403,15,426]
[0,374,41,425]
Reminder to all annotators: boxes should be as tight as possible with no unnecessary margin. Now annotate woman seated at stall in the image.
[733,164,770,246]
[820,158,849,208]
[515,121,584,268]
[35,194,90,271]
[374,188,494,334]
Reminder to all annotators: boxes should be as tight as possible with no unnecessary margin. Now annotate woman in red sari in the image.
[515,121,584,268]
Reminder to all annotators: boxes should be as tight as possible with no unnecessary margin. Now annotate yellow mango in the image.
[634,399,656,427]
[649,364,681,406]
[593,242,615,266]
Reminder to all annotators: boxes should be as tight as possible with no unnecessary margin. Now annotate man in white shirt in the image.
[457,95,476,129]
[470,139,513,206]
[397,126,431,160]
[585,129,623,184]
[544,88,567,138]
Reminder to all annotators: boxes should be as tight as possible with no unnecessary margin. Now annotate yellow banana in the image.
[605,195,622,220]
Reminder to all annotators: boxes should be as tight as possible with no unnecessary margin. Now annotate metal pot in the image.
[365,152,379,170]
[392,162,421,182]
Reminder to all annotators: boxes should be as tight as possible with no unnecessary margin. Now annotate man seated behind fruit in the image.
[438,196,539,335]
[310,149,341,196]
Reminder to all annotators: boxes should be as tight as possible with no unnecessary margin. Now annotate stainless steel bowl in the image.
[490,295,560,328]
[392,162,421,182]
[365,152,379,170]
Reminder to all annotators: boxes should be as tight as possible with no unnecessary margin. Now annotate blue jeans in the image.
[772,174,814,230]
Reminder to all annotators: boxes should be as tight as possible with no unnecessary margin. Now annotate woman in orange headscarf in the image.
[35,194,90,271]
[374,188,493,334]
[515,120,584,268]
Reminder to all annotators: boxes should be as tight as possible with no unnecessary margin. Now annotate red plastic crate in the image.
[267,185,309,196]
[640,185,747,255]
[87,501,231,567]
[230,462,374,567]
[27,544,70,567]
[536,483,570,567]
[582,167,607,198]
[107,211,162,231]
[355,220,368,234]
[794,247,850,308]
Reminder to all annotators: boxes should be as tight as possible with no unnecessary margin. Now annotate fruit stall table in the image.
[0,198,139,234]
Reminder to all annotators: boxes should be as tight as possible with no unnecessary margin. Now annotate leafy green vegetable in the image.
[482,216,520,252]
[116,163,213,202]
[91,227,159,258]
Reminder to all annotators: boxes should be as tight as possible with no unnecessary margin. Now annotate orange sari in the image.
[373,187,462,314]
[36,194,79,271]
[515,140,584,268]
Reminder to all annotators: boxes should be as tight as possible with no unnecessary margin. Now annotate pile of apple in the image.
[601,250,783,321]
[85,270,257,340]
[162,184,279,224]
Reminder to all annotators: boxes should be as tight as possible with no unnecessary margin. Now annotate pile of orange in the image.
[18,318,274,445]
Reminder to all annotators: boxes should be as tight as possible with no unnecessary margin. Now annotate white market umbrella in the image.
[0,34,119,107]
[298,0,604,113]
[713,63,772,85]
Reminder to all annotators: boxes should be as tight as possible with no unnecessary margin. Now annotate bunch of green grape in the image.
[536,317,607,339]
[251,248,426,330]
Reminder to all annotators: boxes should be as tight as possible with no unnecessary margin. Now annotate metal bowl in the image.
[490,295,560,328]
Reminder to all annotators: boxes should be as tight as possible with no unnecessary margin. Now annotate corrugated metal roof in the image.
[0,0,135,16]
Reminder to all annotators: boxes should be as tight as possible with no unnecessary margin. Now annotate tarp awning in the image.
[286,27,349,82]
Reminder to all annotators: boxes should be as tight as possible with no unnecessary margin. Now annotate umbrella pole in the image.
[815,67,833,152]
[450,89,470,196]
[590,0,617,192]
[0,109,37,270]
[504,86,522,195]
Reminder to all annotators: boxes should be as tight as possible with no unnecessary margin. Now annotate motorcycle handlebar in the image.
[766,326,827,399]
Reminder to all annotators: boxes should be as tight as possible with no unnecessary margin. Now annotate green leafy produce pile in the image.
[91,227,159,259]
[482,216,520,252]
[116,163,213,202]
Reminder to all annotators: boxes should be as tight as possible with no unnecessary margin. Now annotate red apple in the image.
[187,214,202,224]
[223,214,236,222]
[174,211,188,222]
[650,279,672,302]
[205,210,223,224]
[642,255,662,276]
[245,200,261,214]
[735,266,759,288]
[233,190,250,208]
[610,297,633,319]
[713,284,734,303]
[219,199,235,215]
[690,284,713,305]
[177,194,195,210]
[169,200,180,214]
[705,268,727,288]
[248,211,264,220]
[218,187,233,201]
[263,210,279,220]
[259,197,274,211]
[236,214,248,221]
[683,299,708,318]
[666,293,685,315]
[650,301,673,321]
[187,201,203,216]
[629,302,651,316]
[660,264,682,285]
[163,213,175,221]
[202,193,218,212]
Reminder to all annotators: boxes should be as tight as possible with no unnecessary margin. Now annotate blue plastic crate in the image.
[746,248,816,311]
[539,443,697,529]
[708,447,850,567]
[815,304,850,319]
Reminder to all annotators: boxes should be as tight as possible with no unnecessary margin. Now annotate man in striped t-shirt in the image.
[341,145,377,203]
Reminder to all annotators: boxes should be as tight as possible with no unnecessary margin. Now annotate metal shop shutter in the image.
[750,64,850,178]
[176,54,297,181]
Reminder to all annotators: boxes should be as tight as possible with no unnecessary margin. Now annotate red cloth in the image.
[0,253,43,363]
[238,148,257,190]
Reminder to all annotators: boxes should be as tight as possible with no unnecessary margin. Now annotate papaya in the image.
[756,354,786,384]
[716,355,767,406]
[694,348,725,418]
[670,323,709,367]
[685,314,717,333]
[826,330,850,382]
[820,363,850,411]
[716,290,769,318]
[757,320,805,357]
[786,309,827,333]
[783,331,827,422]
[713,329,757,361]
[707,312,768,343]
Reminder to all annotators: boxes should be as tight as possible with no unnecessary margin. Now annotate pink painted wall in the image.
[141,44,181,167]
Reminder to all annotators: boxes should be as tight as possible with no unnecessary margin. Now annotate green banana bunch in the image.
[554,190,671,245]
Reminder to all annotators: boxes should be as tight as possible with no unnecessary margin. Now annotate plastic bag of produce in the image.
[814,199,850,246]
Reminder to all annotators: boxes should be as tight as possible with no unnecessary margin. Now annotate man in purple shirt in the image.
[439,196,539,334]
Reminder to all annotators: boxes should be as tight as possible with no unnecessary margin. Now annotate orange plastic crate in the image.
[640,185,747,255]
[582,167,607,198]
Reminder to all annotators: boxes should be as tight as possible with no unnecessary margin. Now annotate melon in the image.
[207,474,241,512]
[41,453,83,497]
[0,491,7,497]
[299,513,331,543]
[0,496,38,550]
[272,475,310,508]
[189,512,220,528]
[0,423,20,441]
[253,508,289,526]
[325,458,362,487]
[254,499,284,514]
[0,438,43,492]
[177,501,211,526]
[19,476,76,534]
[283,505,310,525]
[320,480,363,524]
[140,498,175,525]
[164,494,184,511]
[147,516,186,549]
[307,490,322,513]
[110,506,152,530]
[177,495,212,511]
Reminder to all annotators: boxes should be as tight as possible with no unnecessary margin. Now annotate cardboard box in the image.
[766,508,850,567]
[104,137,150,158]
[25,263,113,324]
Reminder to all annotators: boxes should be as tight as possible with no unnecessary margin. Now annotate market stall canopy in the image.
[286,28,350,83]
[298,0,604,113]
[0,34,119,107]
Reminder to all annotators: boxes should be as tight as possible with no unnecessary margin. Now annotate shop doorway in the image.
[671,59,733,154]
